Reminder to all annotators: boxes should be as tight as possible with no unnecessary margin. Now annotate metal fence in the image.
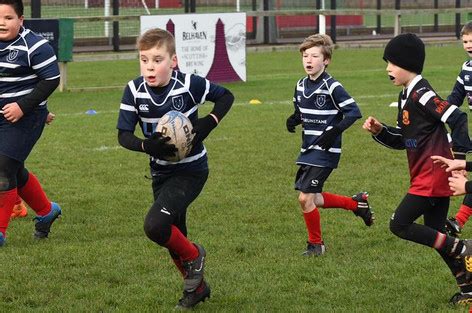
[23,0,472,51]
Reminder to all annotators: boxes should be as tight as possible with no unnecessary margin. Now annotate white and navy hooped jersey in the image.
[294,72,362,168]
[448,60,472,110]
[117,70,226,173]
[0,26,59,110]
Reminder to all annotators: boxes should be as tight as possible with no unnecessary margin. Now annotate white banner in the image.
[141,13,246,82]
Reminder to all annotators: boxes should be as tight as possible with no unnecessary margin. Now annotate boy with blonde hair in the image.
[117,28,234,309]
[286,34,374,257]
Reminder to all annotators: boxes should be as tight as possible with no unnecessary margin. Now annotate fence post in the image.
[58,19,74,92]
[376,0,381,34]
[112,0,119,51]
[263,0,269,44]
[31,0,41,18]
[330,0,336,43]
[184,0,196,13]
[456,0,461,39]
[433,0,438,32]
[394,0,401,36]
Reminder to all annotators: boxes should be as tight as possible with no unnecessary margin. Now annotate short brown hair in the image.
[137,28,176,55]
[299,34,334,60]
[461,21,472,36]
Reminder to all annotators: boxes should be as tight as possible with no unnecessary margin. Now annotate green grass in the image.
[1,43,472,312]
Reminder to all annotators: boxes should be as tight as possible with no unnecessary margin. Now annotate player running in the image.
[286,34,374,257]
[363,33,472,305]
[116,28,234,309]
[0,0,62,246]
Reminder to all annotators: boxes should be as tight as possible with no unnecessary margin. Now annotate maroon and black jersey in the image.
[374,76,471,197]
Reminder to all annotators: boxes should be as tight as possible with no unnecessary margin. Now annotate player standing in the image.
[286,34,374,257]
[363,33,472,305]
[0,0,61,245]
[116,28,234,309]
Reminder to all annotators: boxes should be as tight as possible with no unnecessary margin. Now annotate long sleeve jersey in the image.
[374,75,470,197]
[448,60,472,109]
[293,71,362,168]
[117,70,228,174]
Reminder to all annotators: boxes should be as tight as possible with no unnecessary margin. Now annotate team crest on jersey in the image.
[402,110,410,125]
[315,95,326,109]
[465,75,470,82]
[171,96,184,111]
[6,49,18,62]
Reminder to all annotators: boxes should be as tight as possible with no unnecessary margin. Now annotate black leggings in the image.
[143,169,208,246]
[389,193,449,245]
[390,193,464,280]
[0,154,29,191]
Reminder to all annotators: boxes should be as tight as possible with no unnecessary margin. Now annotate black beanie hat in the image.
[383,33,425,74]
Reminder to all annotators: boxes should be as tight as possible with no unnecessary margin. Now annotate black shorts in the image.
[0,108,48,161]
[295,165,333,193]
[151,169,209,216]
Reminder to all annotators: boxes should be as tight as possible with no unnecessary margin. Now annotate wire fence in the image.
[22,0,472,50]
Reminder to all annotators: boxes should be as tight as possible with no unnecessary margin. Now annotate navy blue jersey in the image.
[0,26,60,110]
[293,71,362,168]
[117,70,226,174]
[448,60,472,110]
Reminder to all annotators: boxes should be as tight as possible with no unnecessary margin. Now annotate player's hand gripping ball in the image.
[156,111,194,161]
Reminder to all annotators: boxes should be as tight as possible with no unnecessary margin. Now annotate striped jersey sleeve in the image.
[448,60,472,110]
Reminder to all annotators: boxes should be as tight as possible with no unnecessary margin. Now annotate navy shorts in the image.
[295,165,333,193]
[0,108,48,162]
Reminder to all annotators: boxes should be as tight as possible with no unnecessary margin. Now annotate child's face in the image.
[302,46,330,80]
[386,61,417,87]
[0,4,23,41]
[463,33,472,58]
[139,44,177,87]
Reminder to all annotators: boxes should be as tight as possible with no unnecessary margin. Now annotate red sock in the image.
[17,173,51,216]
[171,256,186,277]
[321,192,357,211]
[165,225,198,261]
[456,204,472,227]
[14,195,21,206]
[0,189,18,236]
[303,208,322,244]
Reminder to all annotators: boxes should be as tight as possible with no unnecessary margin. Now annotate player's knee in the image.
[298,193,312,209]
[143,204,173,246]
[389,218,408,239]
[0,172,12,191]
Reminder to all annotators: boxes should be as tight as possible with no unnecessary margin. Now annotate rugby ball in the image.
[156,111,194,161]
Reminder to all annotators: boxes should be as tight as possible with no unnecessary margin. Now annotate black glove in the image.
[317,126,342,150]
[192,115,218,144]
[286,113,301,133]
[142,132,177,159]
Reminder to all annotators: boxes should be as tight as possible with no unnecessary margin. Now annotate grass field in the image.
[1,43,472,312]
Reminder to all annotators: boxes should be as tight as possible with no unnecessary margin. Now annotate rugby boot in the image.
[302,241,325,256]
[182,244,206,292]
[33,202,62,239]
[11,200,28,219]
[446,217,462,237]
[450,292,472,305]
[352,192,375,226]
[176,280,211,310]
